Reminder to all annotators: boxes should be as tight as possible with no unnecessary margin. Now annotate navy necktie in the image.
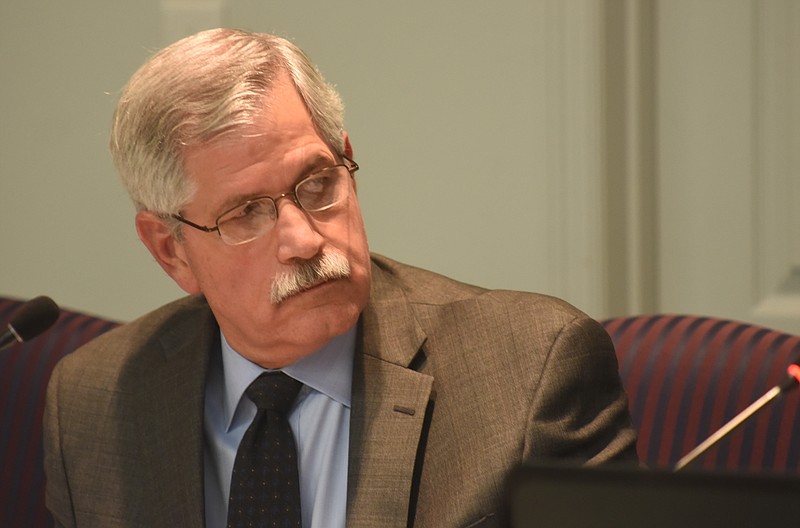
[227,372,303,528]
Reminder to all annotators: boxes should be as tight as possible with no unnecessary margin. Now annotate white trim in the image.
[752,0,800,331]
[544,0,606,317]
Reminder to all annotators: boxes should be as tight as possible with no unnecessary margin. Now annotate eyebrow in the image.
[214,153,340,217]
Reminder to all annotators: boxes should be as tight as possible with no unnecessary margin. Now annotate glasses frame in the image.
[172,154,359,245]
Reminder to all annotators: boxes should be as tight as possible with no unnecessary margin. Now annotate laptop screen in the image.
[507,461,800,528]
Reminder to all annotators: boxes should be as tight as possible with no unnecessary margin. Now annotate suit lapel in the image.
[131,300,215,527]
[113,272,433,526]
[347,265,433,528]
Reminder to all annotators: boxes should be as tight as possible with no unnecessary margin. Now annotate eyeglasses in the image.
[172,155,359,246]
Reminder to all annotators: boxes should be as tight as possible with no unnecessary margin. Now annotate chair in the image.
[602,314,800,472]
[0,296,120,528]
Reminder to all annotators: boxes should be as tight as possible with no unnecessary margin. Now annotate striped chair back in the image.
[0,296,120,528]
[602,314,800,472]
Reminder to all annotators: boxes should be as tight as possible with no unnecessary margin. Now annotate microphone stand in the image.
[674,364,800,471]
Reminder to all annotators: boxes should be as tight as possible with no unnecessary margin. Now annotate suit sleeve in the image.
[43,360,77,528]
[523,315,638,464]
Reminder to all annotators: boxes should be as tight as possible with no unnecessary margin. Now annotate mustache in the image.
[270,251,351,304]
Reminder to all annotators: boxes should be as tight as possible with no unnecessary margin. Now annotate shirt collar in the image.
[219,325,356,431]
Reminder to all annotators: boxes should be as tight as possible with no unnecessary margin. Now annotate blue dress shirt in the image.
[203,326,355,528]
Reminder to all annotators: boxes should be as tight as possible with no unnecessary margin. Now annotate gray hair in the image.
[110,28,345,221]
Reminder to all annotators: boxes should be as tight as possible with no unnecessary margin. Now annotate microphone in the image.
[0,296,60,351]
[674,357,800,471]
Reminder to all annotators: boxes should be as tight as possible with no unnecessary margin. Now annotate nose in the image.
[273,198,325,263]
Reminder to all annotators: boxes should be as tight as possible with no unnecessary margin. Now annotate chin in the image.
[311,302,361,335]
[278,294,360,334]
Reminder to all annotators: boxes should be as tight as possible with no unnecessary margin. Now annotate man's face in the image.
[169,74,371,367]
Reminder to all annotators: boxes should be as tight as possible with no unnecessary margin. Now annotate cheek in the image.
[343,201,370,253]
[344,216,372,303]
[185,242,276,301]
[316,200,370,261]
[334,218,371,286]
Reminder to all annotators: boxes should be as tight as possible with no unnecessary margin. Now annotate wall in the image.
[0,1,174,320]
[655,0,800,333]
[0,0,606,321]
[2,1,799,335]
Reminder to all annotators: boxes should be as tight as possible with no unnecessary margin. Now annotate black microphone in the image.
[674,357,800,471]
[0,296,60,351]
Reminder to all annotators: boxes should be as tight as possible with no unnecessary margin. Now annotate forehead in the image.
[181,76,337,211]
[189,74,329,163]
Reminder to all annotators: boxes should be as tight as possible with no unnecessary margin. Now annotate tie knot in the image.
[245,372,302,414]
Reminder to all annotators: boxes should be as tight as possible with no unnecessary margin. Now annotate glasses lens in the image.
[211,164,352,246]
[296,166,349,212]
[217,198,277,245]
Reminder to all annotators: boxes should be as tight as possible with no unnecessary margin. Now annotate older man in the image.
[44,28,637,528]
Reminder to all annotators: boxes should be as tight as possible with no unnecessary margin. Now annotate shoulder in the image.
[370,253,596,337]
[53,295,215,392]
[369,253,487,302]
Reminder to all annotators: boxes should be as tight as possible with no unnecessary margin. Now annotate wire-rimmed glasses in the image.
[172,155,359,246]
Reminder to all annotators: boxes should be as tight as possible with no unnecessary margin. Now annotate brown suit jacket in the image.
[44,254,636,527]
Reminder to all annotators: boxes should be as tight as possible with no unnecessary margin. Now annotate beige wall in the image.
[2,1,799,334]
[0,0,587,321]
[655,0,800,333]
[0,1,173,320]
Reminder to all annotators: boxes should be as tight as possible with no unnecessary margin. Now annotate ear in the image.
[343,131,357,192]
[343,131,353,159]
[135,211,201,294]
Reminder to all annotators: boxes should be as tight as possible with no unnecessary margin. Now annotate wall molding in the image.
[603,0,658,317]
[752,0,800,328]
[544,0,607,317]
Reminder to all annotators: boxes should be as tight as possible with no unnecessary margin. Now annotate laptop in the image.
[507,461,800,528]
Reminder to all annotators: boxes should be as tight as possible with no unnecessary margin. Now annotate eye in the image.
[221,198,275,225]
[239,200,271,218]
[297,173,337,210]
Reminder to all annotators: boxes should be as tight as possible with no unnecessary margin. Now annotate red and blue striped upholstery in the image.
[602,314,800,472]
[0,296,120,528]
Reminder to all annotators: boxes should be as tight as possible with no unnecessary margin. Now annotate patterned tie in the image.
[227,372,303,528]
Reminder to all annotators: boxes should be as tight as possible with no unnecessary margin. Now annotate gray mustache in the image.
[270,251,351,304]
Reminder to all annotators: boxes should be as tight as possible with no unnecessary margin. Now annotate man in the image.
[44,28,637,528]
